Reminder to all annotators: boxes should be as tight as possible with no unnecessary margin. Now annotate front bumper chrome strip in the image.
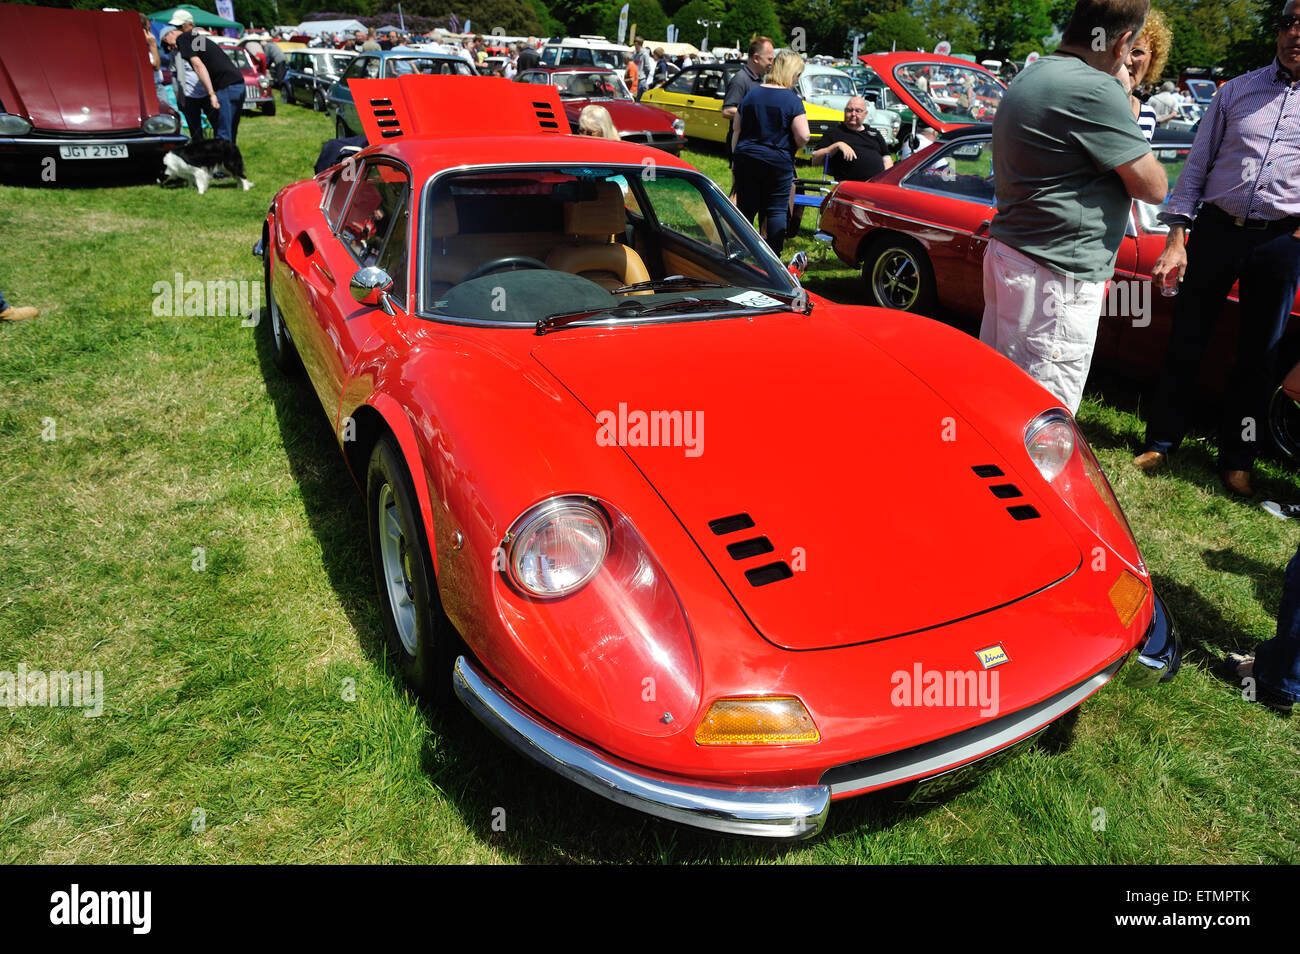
[453,656,831,840]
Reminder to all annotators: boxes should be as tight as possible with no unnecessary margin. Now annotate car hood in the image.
[531,310,1081,651]
[0,4,160,133]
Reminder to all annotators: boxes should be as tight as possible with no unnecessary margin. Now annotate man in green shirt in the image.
[980,0,1167,413]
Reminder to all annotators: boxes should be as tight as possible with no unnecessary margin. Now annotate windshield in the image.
[384,56,475,77]
[542,45,628,71]
[321,53,354,75]
[552,71,632,100]
[804,71,857,98]
[422,166,799,327]
[894,62,1005,123]
[223,47,254,71]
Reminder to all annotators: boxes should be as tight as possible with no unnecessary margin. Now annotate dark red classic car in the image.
[515,66,685,154]
[816,124,1300,454]
[257,75,1180,839]
[0,3,185,179]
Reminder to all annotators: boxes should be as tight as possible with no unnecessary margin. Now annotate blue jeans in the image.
[1257,541,1300,703]
[1143,209,1300,470]
[214,84,245,144]
[182,94,218,142]
[0,288,8,312]
[733,154,794,256]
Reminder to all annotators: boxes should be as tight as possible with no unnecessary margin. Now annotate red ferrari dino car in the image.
[259,75,1179,839]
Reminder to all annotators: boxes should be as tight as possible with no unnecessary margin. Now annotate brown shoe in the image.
[1221,469,1253,497]
[0,305,38,322]
[1133,450,1165,472]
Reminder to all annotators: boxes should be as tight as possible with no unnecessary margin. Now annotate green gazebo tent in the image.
[148,5,244,31]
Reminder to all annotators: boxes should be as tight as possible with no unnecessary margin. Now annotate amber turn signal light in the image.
[695,696,820,746]
[1109,569,1149,627]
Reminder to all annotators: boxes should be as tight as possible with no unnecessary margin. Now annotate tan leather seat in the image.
[546,182,650,291]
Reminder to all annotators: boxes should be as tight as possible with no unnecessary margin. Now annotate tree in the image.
[863,9,928,53]
[974,0,1054,57]
[599,0,668,42]
[721,0,783,51]
[671,0,726,49]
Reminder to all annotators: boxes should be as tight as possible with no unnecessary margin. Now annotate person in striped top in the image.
[1124,9,1173,141]
[1134,0,1300,496]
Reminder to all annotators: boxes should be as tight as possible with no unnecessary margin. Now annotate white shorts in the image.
[978,238,1106,415]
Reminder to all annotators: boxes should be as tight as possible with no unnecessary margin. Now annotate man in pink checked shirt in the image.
[1134,0,1300,497]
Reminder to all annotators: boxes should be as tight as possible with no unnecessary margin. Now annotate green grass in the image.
[0,105,1296,864]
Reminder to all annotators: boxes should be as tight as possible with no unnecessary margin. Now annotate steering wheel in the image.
[460,257,550,283]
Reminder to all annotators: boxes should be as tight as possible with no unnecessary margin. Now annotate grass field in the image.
[1,103,1296,864]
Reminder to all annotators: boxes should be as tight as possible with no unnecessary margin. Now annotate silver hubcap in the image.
[872,249,921,310]
[378,483,418,656]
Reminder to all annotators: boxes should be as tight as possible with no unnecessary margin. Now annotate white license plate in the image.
[58,144,128,160]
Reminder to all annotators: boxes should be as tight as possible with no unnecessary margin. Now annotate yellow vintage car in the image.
[642,62,843,146]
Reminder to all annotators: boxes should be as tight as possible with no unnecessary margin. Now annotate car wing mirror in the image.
[351,266,396,316]
[787,250,808,278]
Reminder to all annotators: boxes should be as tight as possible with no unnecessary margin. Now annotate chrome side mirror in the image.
[787,250,808,279]
[351,266,396,316]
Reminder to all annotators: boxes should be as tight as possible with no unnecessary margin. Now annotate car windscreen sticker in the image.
[727,291,782,308]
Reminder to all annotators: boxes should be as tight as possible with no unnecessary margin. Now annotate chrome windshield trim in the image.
[453,656,830,839]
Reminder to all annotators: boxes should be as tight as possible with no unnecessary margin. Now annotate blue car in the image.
[327,48,478,137]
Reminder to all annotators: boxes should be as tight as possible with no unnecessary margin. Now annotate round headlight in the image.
[505,497,609,598]
[672,117,685,136]
[259,75,270,88]
[0,113,33,136]
[142,113,179,135]
[1025,411,1075,482]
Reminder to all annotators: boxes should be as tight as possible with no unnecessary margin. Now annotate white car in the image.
[798,63,900,146]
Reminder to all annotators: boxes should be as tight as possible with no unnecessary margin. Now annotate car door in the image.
[307,158,412,421]
[897,136,997,312]
[692,68,730,143]
[644,68,699,134]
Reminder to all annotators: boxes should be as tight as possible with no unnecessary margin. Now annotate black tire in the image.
[861,234,937,314]
[366,434,454,701]
[1268,381,1300,459]
[336,115,349,139]
[313,89,327,113]
[263,99,277,116]
[281,84,293,105]
[263,232,302,374]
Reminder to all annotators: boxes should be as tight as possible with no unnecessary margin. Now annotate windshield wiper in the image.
[536,301,647,335]
[612,277,728,294]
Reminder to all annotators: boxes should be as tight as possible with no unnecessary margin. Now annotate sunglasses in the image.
[1280,14,1300,30]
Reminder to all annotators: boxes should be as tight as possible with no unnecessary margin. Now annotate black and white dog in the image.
[160,139,253,195]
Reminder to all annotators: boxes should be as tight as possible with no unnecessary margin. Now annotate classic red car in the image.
[0,3,185,179]
[515,66,685,154]
[217,40,277,116]
[259,75,1179,839]
[816,124,1300,454]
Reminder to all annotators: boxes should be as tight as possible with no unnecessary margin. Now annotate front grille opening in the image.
[745,562,794,587]
[1007,505,1040,521]
[726,536,774,560]
[709,513,755,535]
[989,483,1022,499]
